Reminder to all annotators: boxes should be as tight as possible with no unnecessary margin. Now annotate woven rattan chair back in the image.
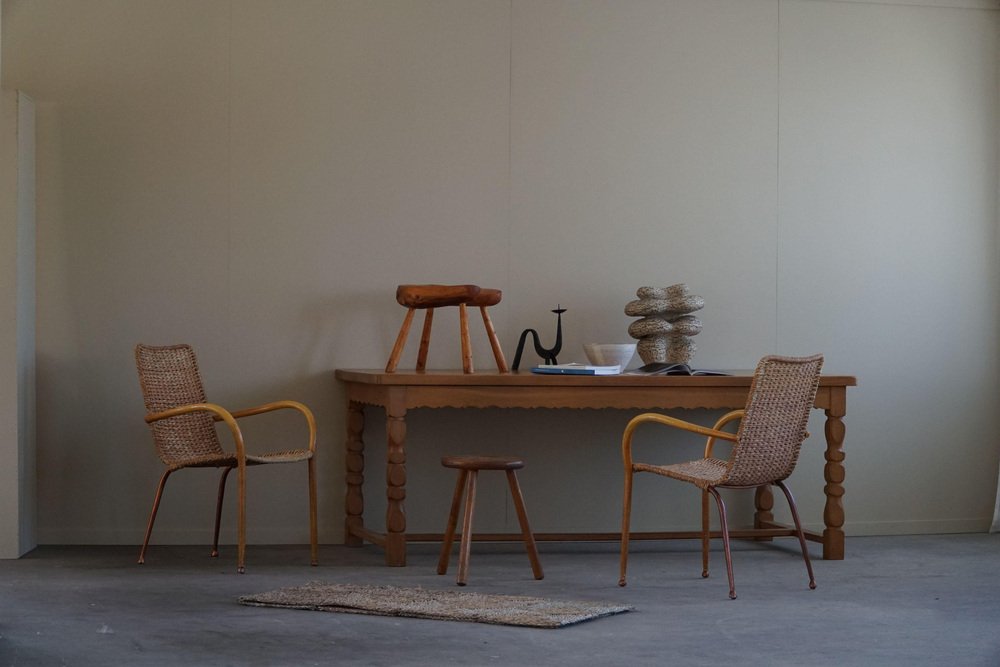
[723,354,824,488]
[135,344,226,466]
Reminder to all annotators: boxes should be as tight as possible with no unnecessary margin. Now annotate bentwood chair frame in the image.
[619,354,823,599]
[135,343,318,573]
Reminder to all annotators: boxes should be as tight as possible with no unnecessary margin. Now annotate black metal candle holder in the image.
[511,306,566,370]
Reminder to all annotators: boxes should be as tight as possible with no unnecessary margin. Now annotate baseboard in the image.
[838,518,992,536]
[35,518,994,545]
[36,527,320,546]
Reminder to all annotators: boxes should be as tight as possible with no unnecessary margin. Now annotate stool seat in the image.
[437,455,543,586]
[396,284,480,309]
[441,455,524,471]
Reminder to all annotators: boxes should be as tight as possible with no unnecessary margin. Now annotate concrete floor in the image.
[1,534,999,666]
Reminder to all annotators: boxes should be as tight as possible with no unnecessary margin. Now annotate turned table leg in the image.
[753,484,775,541]
[385,391,408,566]
[823,392,847,560]
[344,400,365,546]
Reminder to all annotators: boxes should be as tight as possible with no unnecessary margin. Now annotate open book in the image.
[626,362,730,376]
[531,363,621,376]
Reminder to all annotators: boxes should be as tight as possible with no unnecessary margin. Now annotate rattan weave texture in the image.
[136,344,226,466]
[723,354,822,487]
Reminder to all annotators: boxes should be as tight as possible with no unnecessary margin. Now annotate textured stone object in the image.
[625,284,704,364]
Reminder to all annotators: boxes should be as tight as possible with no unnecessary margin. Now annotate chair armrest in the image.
[145,402,247,459]
[705,409,744,457]
[145,401,236,425]
[624,412,739,441]
[622,412,739,466]
[225,400,317,454]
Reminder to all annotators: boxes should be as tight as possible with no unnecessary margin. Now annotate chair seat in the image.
[633,458,729,489]
[247,449,314,464]
[166,449,313,471]
[441,455,524,471]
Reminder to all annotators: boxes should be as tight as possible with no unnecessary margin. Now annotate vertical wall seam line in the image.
[775,0,782,354]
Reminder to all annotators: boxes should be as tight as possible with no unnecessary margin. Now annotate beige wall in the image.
[1,0,998,547]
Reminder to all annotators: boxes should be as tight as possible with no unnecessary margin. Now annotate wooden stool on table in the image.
[385,284,508,374]
[437,456,543,586]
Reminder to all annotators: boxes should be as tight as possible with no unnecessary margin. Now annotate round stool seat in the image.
[441,455,524,471]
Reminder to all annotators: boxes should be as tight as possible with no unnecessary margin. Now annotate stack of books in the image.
[530,363,621,376]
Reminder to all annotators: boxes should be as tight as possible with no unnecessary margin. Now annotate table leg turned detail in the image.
[823,406,847,560]
[753,484,775,541]
[385,404,408,566]
[345,401,365,546]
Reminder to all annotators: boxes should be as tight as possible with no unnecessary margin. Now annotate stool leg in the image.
[416,309,434,371]
[437,469,467,575]
[385,307,415,373]
[456,470,478,585]
[506,470,543,580]
[459,303,473,374]
[479,306,509,373]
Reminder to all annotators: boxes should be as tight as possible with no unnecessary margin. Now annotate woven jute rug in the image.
[239,583,632,629]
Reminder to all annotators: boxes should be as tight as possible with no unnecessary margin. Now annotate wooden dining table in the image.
[335,368,857,566]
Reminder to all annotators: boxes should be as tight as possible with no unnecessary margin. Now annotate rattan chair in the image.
[618,354,823,599]
[134,343,318,573]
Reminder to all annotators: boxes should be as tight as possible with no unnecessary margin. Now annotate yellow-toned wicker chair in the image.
[134,343,318,573]
[619,354,823,599]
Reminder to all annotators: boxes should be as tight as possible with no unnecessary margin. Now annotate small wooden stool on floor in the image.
[437,455,544,586]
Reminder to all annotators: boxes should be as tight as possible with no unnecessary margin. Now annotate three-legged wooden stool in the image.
[385,284,508,374]
[437,456,543,586]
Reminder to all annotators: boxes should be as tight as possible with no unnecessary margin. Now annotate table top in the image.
[335,370,857,412]
[334,368,857,388]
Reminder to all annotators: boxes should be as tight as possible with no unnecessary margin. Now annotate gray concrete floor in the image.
[1,534,999,666]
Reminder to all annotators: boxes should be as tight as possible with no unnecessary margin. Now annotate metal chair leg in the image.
[776,480,816,590]
[211,466,233,558]
[708,487,737,599]
[138,469,173,565]
[701,489,710,578]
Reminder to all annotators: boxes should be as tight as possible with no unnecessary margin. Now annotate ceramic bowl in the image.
[583,343,636,369]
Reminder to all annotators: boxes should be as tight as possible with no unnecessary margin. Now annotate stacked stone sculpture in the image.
[625,284,704,365]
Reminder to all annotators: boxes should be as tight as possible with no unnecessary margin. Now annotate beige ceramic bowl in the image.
[583,343,636,369]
